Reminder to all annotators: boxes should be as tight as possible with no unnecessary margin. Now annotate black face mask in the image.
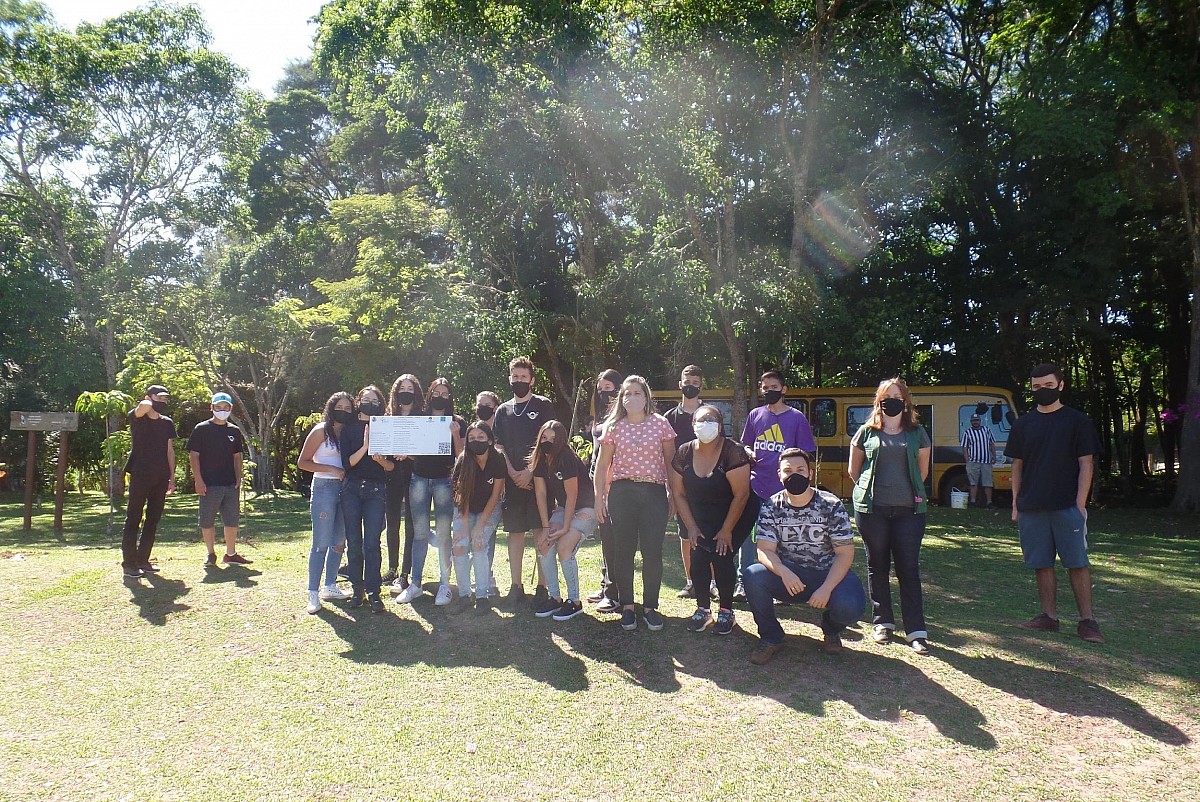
[395,391,415,407]
[538,441,553,453]
[762,389,784,406]
[429,396,451,412]
[783,473,811,496]
[510,381,531,398]
[880,397,906,418]
[331,409,355,425]
[476,405,495,421]
[681,384,701,399]
[1032,386,1061,407]
[359,401,383,417]
[466,440,490,456]
[150,400,168,414]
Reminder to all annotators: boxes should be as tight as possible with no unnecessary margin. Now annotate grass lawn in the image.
[1,491,1197,801]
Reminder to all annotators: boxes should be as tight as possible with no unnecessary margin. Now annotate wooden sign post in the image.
[9,412,79,531]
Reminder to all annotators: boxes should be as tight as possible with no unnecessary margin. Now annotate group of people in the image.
[117,359,1104,666]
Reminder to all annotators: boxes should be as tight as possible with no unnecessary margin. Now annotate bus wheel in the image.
[938,469,969,506]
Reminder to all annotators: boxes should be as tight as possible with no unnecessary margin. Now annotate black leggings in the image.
[385,461,414,574]
[690,547,737,610]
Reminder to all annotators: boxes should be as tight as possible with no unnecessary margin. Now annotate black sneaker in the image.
[620,608,637,631]
[529,585,550,612]
[534,596,562,618]
[713,608,734,635]
[122,565,144,578]
[585,586,607,603]
[381,568,398,585]
[138,563,160,574]
[337,564,351,579]
[223,553,253,565]
[369,595,384,614]
[204,553,217,567]
[551,600,583,621]
[505,583,526,602]
[732,581,747,602]
[643,608,664,631]
[349,592,366,609]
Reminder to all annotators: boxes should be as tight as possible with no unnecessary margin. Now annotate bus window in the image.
[811,398,837,438]
[847,405,872,434]
[784,399,808,416]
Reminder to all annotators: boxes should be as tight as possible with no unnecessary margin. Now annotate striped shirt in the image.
[961,426,995,464]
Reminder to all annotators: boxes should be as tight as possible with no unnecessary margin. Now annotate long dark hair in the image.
[526,420,568,474]
[426,376,455,416]
[388,373,424,415]
[453,422,496,510]
[321,391,354,447]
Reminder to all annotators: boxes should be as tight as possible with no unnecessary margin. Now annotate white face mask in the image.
[693,420,720,443]
[622,396,645,414]
[213,410,232,421]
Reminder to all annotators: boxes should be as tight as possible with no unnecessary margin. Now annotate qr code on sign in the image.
[438,442,451,456]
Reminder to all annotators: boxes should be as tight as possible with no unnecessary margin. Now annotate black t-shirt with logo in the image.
[186,419,246,486]
[124,409,177,479]
[534,449,596,511]
[453,448,508,513]
[493,394,555,470]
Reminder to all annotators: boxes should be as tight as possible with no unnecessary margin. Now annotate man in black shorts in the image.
[187,392,251,566]
[121,384,177,578]
[493,356,556,607]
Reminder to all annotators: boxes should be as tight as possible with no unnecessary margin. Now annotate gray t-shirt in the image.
[851,426,931,507]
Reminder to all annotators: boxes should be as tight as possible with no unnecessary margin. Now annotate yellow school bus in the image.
[652,385,1018,505]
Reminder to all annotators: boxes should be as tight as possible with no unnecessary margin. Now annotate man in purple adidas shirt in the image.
[737,370,817,597]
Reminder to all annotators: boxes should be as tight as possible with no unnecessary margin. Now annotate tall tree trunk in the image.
[1168,121,1200,512]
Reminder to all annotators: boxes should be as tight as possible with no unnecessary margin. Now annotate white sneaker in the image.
[396,582,423,604]
[306,591,322,614]
[872,624,892,644]
[320,585,352,601]
[435,584,454,606]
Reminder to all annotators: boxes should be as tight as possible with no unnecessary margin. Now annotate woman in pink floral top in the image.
[593,375,677,632]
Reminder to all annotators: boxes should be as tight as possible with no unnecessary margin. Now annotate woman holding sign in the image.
[395,378,466,607]
[383,374,423,593]
[341,385,395,613]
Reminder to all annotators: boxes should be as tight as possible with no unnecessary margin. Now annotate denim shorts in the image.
[198,484,239,529]
[1018,507,1089,569]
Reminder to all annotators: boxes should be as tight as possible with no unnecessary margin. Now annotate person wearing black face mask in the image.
[585,369,623,612]
[738,370,816,602]
[120,384,177,579]
[398,378,467,608]
[665,365,709,599]
[297,391,355,613]
[383,374,424,593]
[474,390,501,431]
[1005,363,1104,644]
[848,378,933,654]
[492,356,556,608]
[340,385,395,613]
[744,449,865,664]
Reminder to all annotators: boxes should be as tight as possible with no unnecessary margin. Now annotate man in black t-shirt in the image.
[121,384,177,579]
[492,356,556,605]
[187,392,250,567]
[664,364,707,599]
[1005,363,1104,644]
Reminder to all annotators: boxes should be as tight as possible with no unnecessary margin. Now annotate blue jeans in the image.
[743,561,866,645]
[410,474,453,588]
[536,507,596,601]
[308,477,345,592]
[855,507,928,640]
[451,507,502,599]
[342,477,387,596]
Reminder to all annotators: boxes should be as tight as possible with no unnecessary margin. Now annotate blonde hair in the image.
[603,375,654,430]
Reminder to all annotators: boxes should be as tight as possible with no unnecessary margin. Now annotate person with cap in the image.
[121,384,178,578]
[187,392,251,566]
[961,412,997,508]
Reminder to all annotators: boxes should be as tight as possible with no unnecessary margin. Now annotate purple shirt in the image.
[740,405,817,500]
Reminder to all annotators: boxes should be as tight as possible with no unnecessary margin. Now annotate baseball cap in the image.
[970,414,981,421]
[146,384,170,397]
[212,392,234,405]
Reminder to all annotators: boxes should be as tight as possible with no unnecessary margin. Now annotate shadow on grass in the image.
[199,564,262,588]
[937,648,1190,746]
[125,573,190,625]
[319,596,593,693]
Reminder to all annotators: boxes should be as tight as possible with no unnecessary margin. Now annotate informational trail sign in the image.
[9,412,79,531]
